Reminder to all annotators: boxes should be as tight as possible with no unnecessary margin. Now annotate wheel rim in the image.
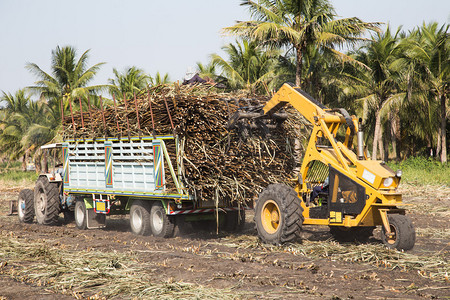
[386,224,397,245]
[131,209,143,231]
[75,203,85,225]
[18,197,25,219]
[36,191,46,219]
[152,210,163,233]
[261,200,280,234]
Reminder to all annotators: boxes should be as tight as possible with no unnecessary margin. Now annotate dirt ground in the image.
[0,183,448,299]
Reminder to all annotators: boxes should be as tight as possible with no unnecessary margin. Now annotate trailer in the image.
[18,135,247,237]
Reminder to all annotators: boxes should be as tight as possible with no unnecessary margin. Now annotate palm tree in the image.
[418,23,449,163]
[108,66,151,99]
[346,27,403,160]
[196,61,220,81]
[392,23,449,162]
[223,0,379,87]
[211,39,278,93]
[26,46,106,111]
[0,90,30,168]
[151,72,171,85]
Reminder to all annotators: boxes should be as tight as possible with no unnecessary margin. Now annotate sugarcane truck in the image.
[17,135,246,237]
[228,83,416,251]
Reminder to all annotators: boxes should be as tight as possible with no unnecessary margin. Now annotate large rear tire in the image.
[150,202,175,238]
[381,214,415,251]
[255,184,303,244]
[34,177,60,225]
[130,200,152,236]
[18,189,34,223]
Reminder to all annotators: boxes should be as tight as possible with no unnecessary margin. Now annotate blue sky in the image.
[0,0,448,95]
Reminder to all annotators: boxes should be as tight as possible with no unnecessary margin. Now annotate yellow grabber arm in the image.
[264,83,356,129]
[263,84,361,166]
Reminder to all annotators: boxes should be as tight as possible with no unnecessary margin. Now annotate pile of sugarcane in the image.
[63,84,309,203]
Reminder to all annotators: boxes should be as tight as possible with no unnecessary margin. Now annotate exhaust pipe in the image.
[357,118,364,160]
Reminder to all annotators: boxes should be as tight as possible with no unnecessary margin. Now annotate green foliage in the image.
[108,66,151,99]
[211,39,278,93]
[0,170,38,182]
[388,156,449,185]
[223,0,379,86]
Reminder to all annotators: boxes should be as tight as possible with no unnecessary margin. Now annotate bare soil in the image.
[0,183,448,299]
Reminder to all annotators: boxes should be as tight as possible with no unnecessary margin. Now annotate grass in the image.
[387,156,449,186]
[0,170,38,183]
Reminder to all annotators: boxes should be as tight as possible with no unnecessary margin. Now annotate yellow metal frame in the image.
[263,84,404,229]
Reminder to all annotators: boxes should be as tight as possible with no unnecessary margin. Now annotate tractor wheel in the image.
[329,226,375,243]
[150,202,175,238]
[130,200,152,236]
[381,214,416,251]
[18,189,34,223]
[224,209,245,232]
[75,200,87,230]
[255,184,303,244]
[34,177,60,225]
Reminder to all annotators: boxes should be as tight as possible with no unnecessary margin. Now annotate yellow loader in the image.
[229,83,416,251]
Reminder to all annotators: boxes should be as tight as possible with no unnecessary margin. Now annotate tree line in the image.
[1,0,448,171]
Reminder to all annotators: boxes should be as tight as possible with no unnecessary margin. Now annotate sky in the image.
[0,0,448,96]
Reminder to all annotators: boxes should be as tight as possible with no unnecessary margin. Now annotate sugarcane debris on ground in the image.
[0,183,448,299]
[63,84,309,204]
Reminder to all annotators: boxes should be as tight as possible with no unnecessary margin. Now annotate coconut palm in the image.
[26,46,106,109]
[108,66,151,100]
[196,61,220,82]
[151,72,171,85]
[223,0,379,87]
[417,23,449,163]
[345,27,403,160]
[211,39,278,93]
[0,90,53,170]
[392,22,449,162]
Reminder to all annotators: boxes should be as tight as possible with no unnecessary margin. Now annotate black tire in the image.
[254,184,303,244]
[63,211,75,224]
[224,209,246,232]
[329,226,375,243]
[150,202,175,238]
[75,200,87,230]
[34,177,61,225]
[381,214,416,251]
[130,200,152,235]
[18,189,34,223]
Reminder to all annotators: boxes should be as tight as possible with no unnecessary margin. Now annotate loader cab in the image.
[40,143,63,182]
[303,160,366,220]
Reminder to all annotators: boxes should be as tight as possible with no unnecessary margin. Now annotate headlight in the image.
[383,177,393,187]
[396,169,402,177]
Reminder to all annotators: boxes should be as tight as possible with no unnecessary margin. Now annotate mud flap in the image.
[86,209,106,229]
[8,200,17,215]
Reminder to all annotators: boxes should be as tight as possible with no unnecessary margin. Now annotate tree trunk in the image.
[390,112,401,161]
[295,47,303,87]
[378,129,385,161]
[436,129,441,158]
[372,109,382,160]
[440,93,447,163]
[22,153,27,172]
